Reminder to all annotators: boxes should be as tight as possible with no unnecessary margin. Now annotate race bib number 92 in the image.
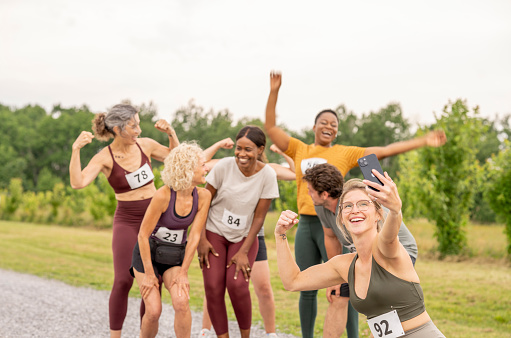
[367,310,404,338]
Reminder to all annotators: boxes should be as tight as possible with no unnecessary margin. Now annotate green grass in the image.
[1,215,510,337]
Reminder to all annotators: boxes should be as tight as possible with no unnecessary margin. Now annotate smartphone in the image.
[357,154,384,191]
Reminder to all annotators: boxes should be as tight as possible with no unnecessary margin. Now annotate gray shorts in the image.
[404,320,445,337]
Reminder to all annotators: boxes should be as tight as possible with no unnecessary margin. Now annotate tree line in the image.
[0,99,510,257]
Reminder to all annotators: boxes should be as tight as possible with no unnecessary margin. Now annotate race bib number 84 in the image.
[222,209,248,230]
[367,310,405,338]
[125,163,154,189]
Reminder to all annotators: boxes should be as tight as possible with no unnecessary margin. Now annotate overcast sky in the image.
[1,0,510,132]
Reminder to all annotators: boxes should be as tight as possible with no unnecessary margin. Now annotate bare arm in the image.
[69,131,104,189]
[227,198,273,281]
[145,120,180,163]
[324,227,343,260]
[363,170,403,259]
[137,187,170,298]
[270,144,295,172]
[197,183,218,270]
[203,138,234,162]
[264,72,291,152]
[364,130,446,160]
[268,163,296,181]
[171,188,212,298]
[275,210,348,291]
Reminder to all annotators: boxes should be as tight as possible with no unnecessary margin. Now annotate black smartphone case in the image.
[357,154,384,191]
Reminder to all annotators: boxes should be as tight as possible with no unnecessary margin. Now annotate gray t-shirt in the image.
[315,204,418,259]
[206,157,279,243]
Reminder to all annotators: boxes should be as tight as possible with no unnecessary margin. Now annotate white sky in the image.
[1,0,510,132]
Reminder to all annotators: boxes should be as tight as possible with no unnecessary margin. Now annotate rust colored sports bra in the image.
[107,143,153,194]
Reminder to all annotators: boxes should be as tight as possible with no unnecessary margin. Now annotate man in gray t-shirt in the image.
[302,163,418,338]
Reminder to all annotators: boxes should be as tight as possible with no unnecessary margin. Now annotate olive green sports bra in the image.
[348,254,426,321]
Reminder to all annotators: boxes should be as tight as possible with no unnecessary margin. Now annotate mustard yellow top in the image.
[285,137,365,215]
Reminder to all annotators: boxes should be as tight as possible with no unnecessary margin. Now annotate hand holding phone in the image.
[358,154,384,191]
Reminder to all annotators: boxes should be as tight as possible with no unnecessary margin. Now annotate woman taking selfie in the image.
[274,173,444,337]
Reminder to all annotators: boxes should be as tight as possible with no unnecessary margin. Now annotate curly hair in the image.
[161,142,203,191]
[302,163,344,199]
[336,179,384,244]
[91,104,138,141]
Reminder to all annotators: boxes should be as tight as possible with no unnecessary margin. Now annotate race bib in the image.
[367,310,404,338]
[222,209,248,230]
[300,157,327,174]
[154,227,185,244]
[125,163,154,189]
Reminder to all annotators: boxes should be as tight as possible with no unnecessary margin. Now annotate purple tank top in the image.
[150,187,199,244]
[107,142,153,194]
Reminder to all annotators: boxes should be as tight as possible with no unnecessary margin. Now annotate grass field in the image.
[0,214,510,337]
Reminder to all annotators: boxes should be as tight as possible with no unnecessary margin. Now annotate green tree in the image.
[485,140,511,257]
[414,100,484,256]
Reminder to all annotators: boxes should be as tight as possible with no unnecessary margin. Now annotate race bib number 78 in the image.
[125,163,154,189]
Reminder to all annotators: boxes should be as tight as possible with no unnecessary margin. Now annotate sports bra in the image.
[348,254,426,322]
[150,187,199,244]
[107,143,153,194]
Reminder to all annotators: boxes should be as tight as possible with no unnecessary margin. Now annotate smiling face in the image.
[117,113,141,144]
[313,112,338,147]
[192,156,208,186]
[235,136,263,172]
[340,189,380,236]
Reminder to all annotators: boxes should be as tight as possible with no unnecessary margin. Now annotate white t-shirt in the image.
[206,157,279,243]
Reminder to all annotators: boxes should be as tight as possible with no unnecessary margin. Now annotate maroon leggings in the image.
[203,230,259,335]
[110,198,152,331]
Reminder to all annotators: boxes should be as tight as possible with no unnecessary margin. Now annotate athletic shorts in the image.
[255,235,267,262]
[330,282,350,297]
[129,241,180,278]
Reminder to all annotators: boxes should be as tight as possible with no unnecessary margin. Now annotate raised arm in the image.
[69,131,104,189]
[203,138,234,162]
[275,210,347,292]
[363,170,403,259]
[270,144,295,172]
[264,72,291,152]
[364,130,446,160]
[144,120,180,162]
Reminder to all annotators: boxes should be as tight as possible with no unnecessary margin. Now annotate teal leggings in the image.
[295,215,359,338]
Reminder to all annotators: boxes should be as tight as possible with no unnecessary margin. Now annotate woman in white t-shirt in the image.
[197,126,279,338]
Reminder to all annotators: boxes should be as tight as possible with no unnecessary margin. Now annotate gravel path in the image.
[0,269,298,338]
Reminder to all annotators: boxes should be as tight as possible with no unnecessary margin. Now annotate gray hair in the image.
[92,104,138,141]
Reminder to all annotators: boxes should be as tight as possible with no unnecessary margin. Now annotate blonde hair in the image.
[161,142,203,191]
[336,179,384,243]
[91,104,138,141]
